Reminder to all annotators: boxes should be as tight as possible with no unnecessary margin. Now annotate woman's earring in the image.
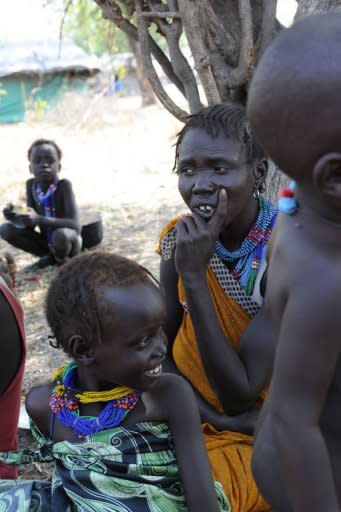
[253,188,260,200]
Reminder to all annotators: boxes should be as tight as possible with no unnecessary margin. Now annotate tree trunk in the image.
[296,0,341,18]
[128,35,156,107]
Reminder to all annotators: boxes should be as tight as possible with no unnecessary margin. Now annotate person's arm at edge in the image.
[270,289,341,512]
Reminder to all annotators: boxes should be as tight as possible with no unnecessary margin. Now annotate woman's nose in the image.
[192,173,215,193]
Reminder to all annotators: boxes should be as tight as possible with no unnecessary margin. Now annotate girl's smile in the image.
[88,281,168,391]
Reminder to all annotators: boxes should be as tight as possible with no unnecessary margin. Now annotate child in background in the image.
[0,252,229,512]
[247,13,341,512]
[0,139,81,269]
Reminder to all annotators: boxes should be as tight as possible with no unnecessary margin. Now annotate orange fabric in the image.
[174,271,270,511]
[159,219,270,511]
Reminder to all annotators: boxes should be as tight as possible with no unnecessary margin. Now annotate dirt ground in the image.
[0,92,187,479]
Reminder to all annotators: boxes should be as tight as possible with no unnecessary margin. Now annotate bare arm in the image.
[162,374,223,512]
[0,289,22,396]
[174,190,275,413]
[270,287,341,512]
[25,383,52,436]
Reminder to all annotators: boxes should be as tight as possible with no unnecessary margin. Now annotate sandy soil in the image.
[0,93,187,478]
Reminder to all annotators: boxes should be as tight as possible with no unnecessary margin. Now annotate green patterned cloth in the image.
[0,421,230,511]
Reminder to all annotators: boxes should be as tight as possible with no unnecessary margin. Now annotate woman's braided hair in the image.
[46,252,158,352]
[173,102,266,171]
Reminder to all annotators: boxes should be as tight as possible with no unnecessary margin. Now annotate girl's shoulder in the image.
[150,373,195,405]
[25,382,52,436]
[56,178,72,189]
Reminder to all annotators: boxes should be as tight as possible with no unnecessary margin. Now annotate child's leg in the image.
[50,228,82,262]
[0,222,49,257]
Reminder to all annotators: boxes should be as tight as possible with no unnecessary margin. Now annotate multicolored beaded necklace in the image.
[50,361,141,438]
[36,179,58,244]
[215,196,277,295]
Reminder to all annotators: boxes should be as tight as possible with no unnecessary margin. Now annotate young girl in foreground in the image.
[0,252,228,512]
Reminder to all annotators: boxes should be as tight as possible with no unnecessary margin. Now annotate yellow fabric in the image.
[159,219,270,512]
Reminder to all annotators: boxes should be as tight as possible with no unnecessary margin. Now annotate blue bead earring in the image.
[278,181,298,215]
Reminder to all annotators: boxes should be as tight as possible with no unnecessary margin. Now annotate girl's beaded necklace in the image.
[215,196,277,295]
[50,361,141,438]
[36,178,58,244]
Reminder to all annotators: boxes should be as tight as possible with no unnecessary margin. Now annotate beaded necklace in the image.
[50,362,141,438]
[36,179,58,244]
[215,197,277,295]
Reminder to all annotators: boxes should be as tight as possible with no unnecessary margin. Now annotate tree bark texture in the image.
[296,0,341,18]
[127,36,156,106]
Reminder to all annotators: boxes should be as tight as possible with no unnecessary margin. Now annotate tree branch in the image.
[135,0,189,121]
[93,0,186,96]
[177,0,221,104]
[58,0,74,58]
[256,0,278,58]
[138,11,180,18]
[228,0,254,88]
[148,0,202,113]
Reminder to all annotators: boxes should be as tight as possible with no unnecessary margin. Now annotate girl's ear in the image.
[313,153,341,199]
[29,163,33,174]
[67,335,94,366]
[253,158,268,192]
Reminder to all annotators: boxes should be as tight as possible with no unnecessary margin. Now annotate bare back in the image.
[253,211,341,511]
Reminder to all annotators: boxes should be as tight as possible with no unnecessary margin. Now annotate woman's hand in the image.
[208,407,260,435]
[175,189,227,277]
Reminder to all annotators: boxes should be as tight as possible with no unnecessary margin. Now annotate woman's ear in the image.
[313,153,341,199]
[67,335,94,366]
[253,158,268,192]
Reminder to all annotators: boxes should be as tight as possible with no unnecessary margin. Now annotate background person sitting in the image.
[0,138,82,269]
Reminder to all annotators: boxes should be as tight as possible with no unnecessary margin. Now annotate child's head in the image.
[28,139,62,185]
[174,103,268,225]
[46,252,167,389]
[248,13,341,200]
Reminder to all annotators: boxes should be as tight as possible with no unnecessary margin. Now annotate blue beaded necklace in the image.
[50,362,142,438]
[215,197,277,295]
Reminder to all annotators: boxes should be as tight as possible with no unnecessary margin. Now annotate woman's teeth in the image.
[198,205,213,213]
[145,364,162,376]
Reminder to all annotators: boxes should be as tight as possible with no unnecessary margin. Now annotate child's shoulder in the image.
[57,178,72,188]
[153,373,195,403]
[26,178,35,187]
[25,382,52,435]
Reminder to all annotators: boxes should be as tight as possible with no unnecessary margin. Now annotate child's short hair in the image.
[27,139,63,161]
[174,102,266,170]
[46,252,158,352]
